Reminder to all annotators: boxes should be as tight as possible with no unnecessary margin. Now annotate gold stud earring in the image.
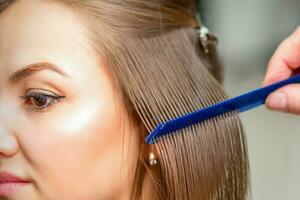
[149,152,158,166]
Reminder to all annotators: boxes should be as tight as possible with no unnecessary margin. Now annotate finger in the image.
[263,27,300,86]
[265,84,300,114]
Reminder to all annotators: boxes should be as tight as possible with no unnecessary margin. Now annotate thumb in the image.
[266,84,300,114]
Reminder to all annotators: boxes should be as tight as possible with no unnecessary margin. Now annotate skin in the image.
[264,26,300,114]
[0,0,143,199]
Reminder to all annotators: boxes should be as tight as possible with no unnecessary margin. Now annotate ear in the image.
[140,142,162,199]
[141,143,157,165]
[132,111,159,166]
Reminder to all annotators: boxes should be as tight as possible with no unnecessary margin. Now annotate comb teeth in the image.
[145,74,300,144]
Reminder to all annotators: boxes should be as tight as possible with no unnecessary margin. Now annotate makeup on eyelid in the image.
[19,73,73,98]
[19,89,65,113]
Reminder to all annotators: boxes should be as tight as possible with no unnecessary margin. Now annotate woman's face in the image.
[0,0,140,199]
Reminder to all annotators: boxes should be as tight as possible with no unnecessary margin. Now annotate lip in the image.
[0,172,31,197]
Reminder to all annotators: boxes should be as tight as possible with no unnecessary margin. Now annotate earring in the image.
[149,152,158,166]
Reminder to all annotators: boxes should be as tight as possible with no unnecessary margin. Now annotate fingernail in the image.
[266,92,287,110]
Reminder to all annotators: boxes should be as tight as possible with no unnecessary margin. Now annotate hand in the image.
[263,27,300,114]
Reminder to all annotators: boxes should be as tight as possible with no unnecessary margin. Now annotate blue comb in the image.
[145,74,300,144]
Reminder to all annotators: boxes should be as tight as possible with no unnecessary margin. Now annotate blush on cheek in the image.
[17,91,128,198]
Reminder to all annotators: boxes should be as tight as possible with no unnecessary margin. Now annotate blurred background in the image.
[198,0,300,199]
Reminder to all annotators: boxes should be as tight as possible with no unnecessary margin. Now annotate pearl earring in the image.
[149,152,158,166]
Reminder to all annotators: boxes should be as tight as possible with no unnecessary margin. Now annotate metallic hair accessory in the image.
[195,14,219,54]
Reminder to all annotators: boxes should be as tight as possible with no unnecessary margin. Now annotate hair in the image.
[0,0,249,199]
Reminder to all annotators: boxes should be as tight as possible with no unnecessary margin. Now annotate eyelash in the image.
[20,89,65,113]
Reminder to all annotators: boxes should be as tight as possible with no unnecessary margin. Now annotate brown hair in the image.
[0,0,249,199]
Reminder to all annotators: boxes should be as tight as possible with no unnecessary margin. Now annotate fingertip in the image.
[266,84,300,114]
[265,92,287,111]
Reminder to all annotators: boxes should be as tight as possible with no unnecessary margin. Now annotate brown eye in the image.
[20,89,65,112]
[30,94,51,108]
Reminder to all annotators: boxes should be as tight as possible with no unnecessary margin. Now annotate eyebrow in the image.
[9,62,70,83]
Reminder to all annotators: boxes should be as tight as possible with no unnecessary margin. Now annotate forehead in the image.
[0,0,93,78]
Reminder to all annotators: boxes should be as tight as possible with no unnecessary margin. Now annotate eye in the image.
[20,89,65,112]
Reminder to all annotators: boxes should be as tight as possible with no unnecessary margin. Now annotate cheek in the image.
[17,89,128,198]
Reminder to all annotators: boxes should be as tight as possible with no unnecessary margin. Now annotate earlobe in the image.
[142,143,158,166]
[148,152,157,166]
[135,119,158,166]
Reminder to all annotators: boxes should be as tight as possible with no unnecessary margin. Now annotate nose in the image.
[0,102,18,157]
[0,129,18,157]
